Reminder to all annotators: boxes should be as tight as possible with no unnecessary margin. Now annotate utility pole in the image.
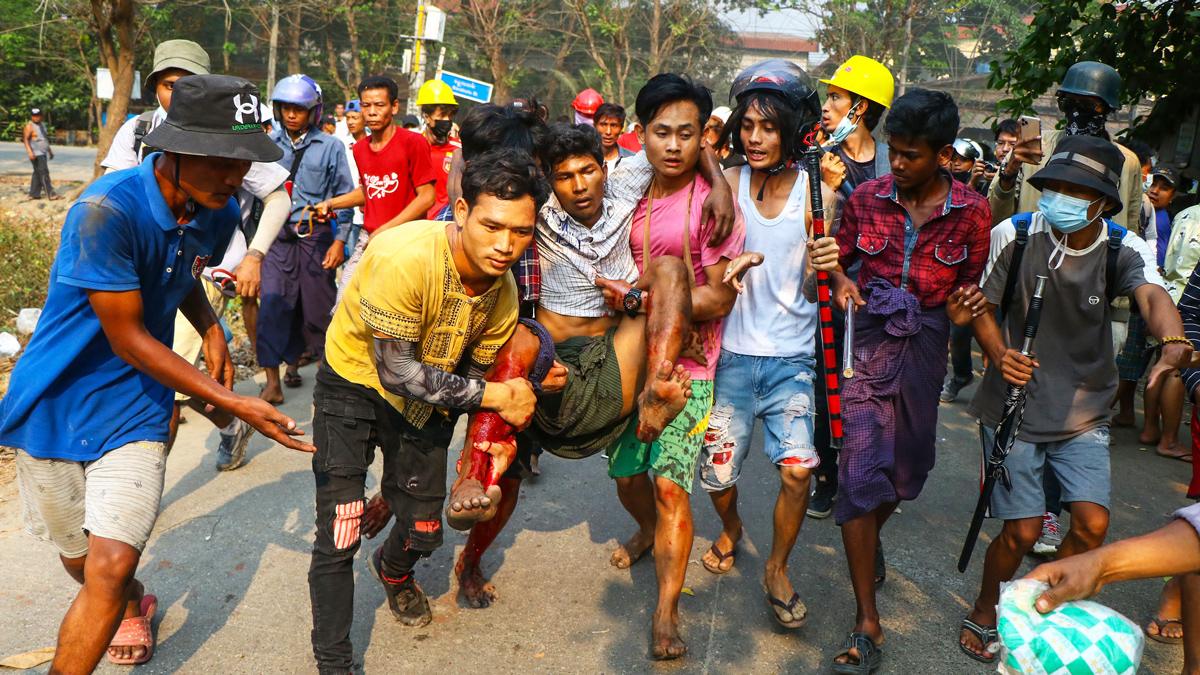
[267,3,279,96]
[408,0,427,116]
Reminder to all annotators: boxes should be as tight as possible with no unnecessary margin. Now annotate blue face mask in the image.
[1038,190,1103,234]
[822,98,862,148]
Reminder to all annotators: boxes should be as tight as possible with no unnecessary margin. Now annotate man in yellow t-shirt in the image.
[308,149,548,672]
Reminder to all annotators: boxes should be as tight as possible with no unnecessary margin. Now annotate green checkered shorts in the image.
[606,379,713,493]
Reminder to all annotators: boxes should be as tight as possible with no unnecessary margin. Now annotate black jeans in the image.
[28,155,53,198]
[309,365,455,670]
[949,323,974,383]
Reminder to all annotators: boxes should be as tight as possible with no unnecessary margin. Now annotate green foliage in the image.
[0,216,58,323]
[989,0,1200,140]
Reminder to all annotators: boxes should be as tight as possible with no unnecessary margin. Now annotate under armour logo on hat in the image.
[233,93,260,125]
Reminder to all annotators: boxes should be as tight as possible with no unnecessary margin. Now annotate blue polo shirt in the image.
[0,154,238,461]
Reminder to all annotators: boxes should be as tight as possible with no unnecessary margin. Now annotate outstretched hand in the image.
[1147,342,1195,392]
[1024,552,1106,614]
[233,396,315,453]
[722,251,764,294]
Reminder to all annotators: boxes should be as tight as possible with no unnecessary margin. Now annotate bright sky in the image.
[722,7,820,37]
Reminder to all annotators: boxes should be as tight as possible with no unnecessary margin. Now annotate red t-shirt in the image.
[427,137,461,219]
[353,127,438,233]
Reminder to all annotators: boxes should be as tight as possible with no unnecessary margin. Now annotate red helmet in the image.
[572,88,604,116]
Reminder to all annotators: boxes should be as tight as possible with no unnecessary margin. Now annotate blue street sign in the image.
[437,71,494,104]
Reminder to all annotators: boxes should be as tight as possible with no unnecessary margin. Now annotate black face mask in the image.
[1061,102,1108,138]
[431,119,452,144]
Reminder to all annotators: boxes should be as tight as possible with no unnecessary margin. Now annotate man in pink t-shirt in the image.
[601,74,744,662]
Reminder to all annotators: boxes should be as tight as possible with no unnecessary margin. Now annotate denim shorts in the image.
[698,350,818,492]
[982,424,1112,520]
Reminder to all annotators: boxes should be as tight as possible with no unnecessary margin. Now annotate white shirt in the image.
[721,165,817,357]
[536,152,654,317]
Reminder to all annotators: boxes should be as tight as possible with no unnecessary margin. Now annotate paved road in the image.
[0,141,97,183]
[0,365,1190,674]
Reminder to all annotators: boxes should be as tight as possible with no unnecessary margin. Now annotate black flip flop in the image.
[765,591,807,629]
[1145,615,1184,645]
[832,632,883,674]
[283,370,302,388]
[959,617,999,663]
[702,542,736,575]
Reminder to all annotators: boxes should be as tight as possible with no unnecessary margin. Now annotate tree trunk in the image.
[90,0,136,179]
[898,12,913,96]
[490,43,510,103]
[222,0,232,72]
[325,29,351,101]
[286,5,302,75]
[267,3,279,94]
[649,0,662,74]
[346,1,362,89]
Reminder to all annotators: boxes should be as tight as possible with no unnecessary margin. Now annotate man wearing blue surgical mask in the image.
[948,134,1193,665]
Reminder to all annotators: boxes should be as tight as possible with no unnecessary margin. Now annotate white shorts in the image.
[16,441,167,557]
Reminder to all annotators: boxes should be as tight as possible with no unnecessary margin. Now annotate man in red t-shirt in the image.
[414,79,462,220]
[316,75,437,287]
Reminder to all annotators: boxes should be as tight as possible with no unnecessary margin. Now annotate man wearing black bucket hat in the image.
[949,134,1192,664]
[0,74,314,673]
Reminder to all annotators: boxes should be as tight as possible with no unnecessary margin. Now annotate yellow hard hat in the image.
[819,55,895,108]
[416,79,458,107]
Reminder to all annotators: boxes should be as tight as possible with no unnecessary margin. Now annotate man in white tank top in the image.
[693,62,838,632]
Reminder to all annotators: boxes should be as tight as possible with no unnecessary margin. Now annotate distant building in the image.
[728,32,824,73]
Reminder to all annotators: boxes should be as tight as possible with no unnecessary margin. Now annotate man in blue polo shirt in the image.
[0,75,314,673]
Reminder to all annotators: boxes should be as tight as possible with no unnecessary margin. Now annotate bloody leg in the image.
[447,323,542,529]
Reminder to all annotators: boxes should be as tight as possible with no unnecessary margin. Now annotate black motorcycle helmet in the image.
[721,59,822,163]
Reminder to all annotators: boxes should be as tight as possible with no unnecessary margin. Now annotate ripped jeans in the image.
[309,365,455,670]
[698,350,819,492]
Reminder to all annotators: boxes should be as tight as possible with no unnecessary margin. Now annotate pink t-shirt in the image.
[630,174,745,380]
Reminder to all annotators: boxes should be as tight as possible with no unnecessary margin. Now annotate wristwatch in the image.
[623,287,644,318]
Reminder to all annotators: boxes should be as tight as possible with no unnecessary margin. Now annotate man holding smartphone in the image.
[987,61,1143,231]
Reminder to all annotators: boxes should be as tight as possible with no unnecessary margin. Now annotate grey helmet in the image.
[1057,61,1121,111]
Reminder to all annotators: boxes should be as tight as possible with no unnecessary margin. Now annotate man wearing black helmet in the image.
[694,60,837,633]
[988,61,1143,230]
[0,75,313,673]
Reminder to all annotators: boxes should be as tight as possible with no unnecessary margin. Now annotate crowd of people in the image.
[4,35,1200,675]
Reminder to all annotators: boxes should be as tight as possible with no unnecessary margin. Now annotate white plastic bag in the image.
[996,578,1142,675]
[16,308,41,335]
[0,332,20,357]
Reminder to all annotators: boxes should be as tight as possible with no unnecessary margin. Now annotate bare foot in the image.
[1139,429,1162,446]
[529,453,541,476]
[259,385,284,405]
[1157,442,1191,461]
[651,608,687,660]
[610,529,654,569]
[635,360,692,443]
[1112,411,1135,427]
[455,555,498,609]
[446,478,502,531]
[108,580,147,662]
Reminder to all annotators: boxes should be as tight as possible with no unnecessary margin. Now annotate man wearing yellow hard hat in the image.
[807,54,898,525]
[416,79,462,219]
[818,55,896,201]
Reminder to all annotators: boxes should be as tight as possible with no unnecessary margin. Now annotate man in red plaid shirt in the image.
[810,88,991,673]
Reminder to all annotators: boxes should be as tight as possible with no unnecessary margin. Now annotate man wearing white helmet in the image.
[101,38,293,471]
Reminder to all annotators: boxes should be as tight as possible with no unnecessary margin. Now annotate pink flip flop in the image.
[106,594,157,665]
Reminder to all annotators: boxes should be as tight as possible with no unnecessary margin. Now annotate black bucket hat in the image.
[1028,134,1123,217]
[143,74,282,163]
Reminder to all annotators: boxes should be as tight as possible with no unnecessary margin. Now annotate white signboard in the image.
[96,67,142,101]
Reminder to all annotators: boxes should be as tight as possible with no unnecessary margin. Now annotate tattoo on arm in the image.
[373,337,486,411]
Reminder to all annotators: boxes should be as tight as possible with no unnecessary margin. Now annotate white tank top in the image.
[721,164,817,358]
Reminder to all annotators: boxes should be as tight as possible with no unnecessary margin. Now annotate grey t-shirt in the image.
[968,213,1165,442]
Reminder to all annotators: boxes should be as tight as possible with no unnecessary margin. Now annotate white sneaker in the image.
[1031,512,1062,556]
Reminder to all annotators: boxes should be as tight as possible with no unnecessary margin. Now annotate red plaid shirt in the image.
[836,173,991,308]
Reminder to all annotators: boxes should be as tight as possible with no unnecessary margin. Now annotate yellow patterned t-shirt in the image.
[325,220,518,427]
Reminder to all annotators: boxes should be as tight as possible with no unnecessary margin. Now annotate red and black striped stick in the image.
[804,138,843,449]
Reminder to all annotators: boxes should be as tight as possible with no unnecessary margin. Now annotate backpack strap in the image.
[1105,219,1127,304]
[998,212,1033,322]
[132,110,156,160]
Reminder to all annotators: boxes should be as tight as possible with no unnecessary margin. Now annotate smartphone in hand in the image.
[1018,115,1042,163]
